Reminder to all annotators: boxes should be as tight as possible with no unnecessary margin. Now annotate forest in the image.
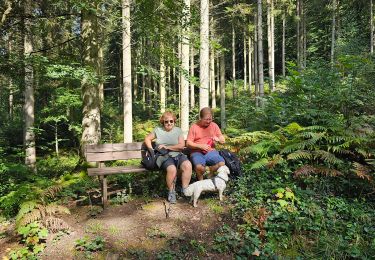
[0,0,375,259]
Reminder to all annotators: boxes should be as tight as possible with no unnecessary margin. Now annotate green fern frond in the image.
[328,145,353,155]
[281,142,307,154]
[313,150,343,165]
[297,131,326,141]
[18,208,42,227]
[251,158,270,170]
[355,148,371,158]
[16,203,70,228]
[287,150,312,160]
[326,135,347,144]
[283,122,303,135]
[304,125,327,131]
[16,201,37,223]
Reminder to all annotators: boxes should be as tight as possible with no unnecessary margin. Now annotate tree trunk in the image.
[297,0,303,70]
[248,32,252,93]
[267,0,275,91]
[23,0,36,170]
[8,37,13,120]
[331,0,336,63]
[98,46,104,106]
[232,23,236,98]
[122,0,132,143]
[257,0,264,101]
[371,0,374,53]
[181,0,190,136]
[282,12,286,76]
[81,2,101,150]
[210,47,216,109]
[254,14,259,98]
[199,0,209,109]
[220,54,226,130]
[243,31,247,90]
[160,41,166,113]
[302,1,306,68]
[190,45,195,109]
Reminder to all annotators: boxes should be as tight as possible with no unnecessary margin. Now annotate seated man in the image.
[186,107,225,180]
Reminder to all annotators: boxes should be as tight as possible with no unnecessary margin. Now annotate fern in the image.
[267,154,285,168]
[16,201,37,223]
[251,158,270,170]
[294,165,342,177]
[287,150,312,161]
[313,150,343,165]
[44,217,70,233]
[42,184,64,200]
[352,162,373,181]
[17,203,70,228]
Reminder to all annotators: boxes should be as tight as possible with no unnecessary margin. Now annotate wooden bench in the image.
[84,142,149,207]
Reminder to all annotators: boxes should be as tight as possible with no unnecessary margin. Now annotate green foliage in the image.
[9,222,48,259]
[75,236,105,253]
[110,184,132,205]
[219,165,375,258]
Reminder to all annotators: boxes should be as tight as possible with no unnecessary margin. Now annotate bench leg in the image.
[99,176,108,208]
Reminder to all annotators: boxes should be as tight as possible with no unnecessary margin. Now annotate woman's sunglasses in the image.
[164,120,174,124]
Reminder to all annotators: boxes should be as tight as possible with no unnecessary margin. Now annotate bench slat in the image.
[85,142,143,153]
[87,165,148,176]
[86,151,142,162]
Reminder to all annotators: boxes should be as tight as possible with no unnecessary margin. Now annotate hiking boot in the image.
[167,191,176,204]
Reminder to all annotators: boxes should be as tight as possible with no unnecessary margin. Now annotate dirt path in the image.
[1,196,232,259]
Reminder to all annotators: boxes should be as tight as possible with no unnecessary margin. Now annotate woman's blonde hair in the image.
[159,111,177,125]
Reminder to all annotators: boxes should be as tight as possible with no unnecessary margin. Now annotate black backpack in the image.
[219,149,243,179]
[141,143,158,170]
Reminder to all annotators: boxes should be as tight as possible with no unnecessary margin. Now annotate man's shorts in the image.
[160,153,189,171]
[190,150,225,168]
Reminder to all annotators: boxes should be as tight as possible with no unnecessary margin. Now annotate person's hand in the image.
[200,144,211,152]
[158,144,167,150]
[212,136,220,142]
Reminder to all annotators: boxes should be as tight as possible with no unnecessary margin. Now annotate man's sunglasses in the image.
[164,120,174,124]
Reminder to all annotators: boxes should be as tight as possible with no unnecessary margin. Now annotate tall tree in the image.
[282,10,286,76]
[8,36,13,120]
[160,41,166,113]
[181,0,190,136]
[210,47,216,109]
[231,23,236,98]
[297,0,303,69]
[220,53,226,129]
[199,0,210,109]
[23,0,36,170]
[248,31,252,91]
[190,45,195,109]
[81,1,101,149]
[371,0,374,53]
[331,0,337,63]
[267,0,275,91]
[122,0,132,143]
[257,0,265,102]
[243,31,247,90]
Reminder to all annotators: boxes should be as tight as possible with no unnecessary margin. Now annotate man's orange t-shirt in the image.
[187,122,222,153]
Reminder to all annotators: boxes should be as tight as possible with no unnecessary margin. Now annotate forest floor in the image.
[0,194,233,259]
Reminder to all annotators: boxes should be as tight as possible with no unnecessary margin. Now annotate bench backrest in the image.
[85,142,144,162]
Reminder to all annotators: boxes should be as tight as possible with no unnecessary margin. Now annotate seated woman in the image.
[144,111,192,203]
